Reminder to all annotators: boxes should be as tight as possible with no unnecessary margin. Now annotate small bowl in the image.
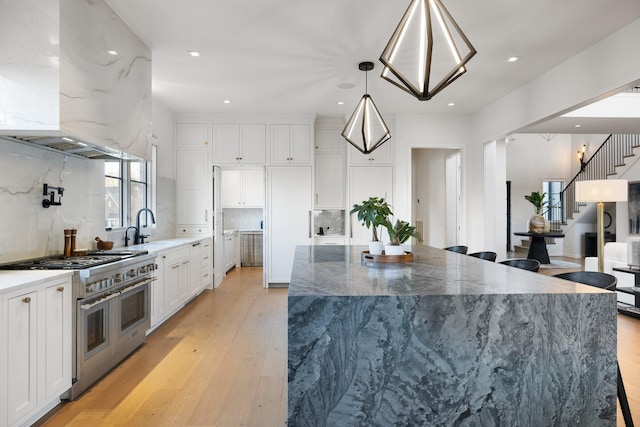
[97,240,114,250]
[73,248,89,256]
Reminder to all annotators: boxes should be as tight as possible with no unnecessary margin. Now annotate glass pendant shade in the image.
[341,62,391,155]
[380,0,477,101]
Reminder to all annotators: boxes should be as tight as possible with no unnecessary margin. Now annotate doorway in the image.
[412,148,461,248]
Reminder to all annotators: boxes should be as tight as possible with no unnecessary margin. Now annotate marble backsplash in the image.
[0,139,173,263]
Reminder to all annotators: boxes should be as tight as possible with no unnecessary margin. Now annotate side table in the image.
[513,232,565,264]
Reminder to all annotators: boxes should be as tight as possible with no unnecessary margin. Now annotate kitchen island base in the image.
[288,245,617,426]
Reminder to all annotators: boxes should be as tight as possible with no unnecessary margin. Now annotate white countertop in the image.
[0,237,210,294]
[125,236,210,253]
[0,270,74,294]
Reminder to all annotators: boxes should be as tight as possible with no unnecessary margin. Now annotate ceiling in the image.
[105,0,640,133]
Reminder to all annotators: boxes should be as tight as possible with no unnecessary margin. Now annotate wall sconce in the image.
[43,183,64,208]
[342,61,391,154]
[379,0,477,101]
[577,144,586,171]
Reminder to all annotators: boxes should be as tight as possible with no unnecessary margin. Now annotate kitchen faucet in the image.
[134,208,156,244]
[124,226,138,247]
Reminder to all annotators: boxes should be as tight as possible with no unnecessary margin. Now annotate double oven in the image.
[0,251,156,400]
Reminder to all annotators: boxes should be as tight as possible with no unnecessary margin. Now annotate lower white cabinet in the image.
[189,238,212,296]
[223,231,238,273]
[314,237,347,245]
[150,240,211,332]
[1,275,72,427]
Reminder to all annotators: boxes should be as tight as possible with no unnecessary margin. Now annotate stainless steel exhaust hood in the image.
[0,135,140,160]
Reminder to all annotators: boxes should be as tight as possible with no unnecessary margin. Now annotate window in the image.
[542,180,564,222]
[104,158,150,229]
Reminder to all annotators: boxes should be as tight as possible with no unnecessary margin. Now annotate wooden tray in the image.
[361,250,413,264]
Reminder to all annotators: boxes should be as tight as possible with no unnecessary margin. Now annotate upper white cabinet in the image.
[176,149,210,235]
[213,124,266,164]
[175,122,211,236]
[176,123,209,148]
[270,124,311,164]
[221,169,265,208]
[315,128,346,153]
[348,141,392,165]
[315,154,344,209]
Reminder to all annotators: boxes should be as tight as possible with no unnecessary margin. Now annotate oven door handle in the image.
[117,276,156,295]
[79,291,121,310]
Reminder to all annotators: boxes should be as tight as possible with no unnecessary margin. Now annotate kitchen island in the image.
[288,245,617,426]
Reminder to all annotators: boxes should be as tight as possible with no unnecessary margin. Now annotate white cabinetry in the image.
[221,169,264,208]
[314,237,348,245]
[267,166,313,284]
[348,141,391,165]
[223,231,238,273]
[270,124,311,164]
[315,154,344,208]
[315,128,346,153]
[176,123,211,236]
[150,243,203,332]
[189,239,211,297]
[213,124,266,164]
[176,123,209,148]
[2,275,72,427]
[349,166,393,245]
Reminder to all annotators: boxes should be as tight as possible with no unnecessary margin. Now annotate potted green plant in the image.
[350,196,393,254]
[383,219,421,255]
[524,191,550,233]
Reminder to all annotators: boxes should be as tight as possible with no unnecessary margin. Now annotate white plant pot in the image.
[384,245,405,256]
[369,241,384,255]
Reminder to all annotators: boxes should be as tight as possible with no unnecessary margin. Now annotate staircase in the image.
[516,134,640,253]
[553,134,640,230]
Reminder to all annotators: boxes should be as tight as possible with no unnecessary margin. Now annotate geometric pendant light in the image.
[341,61,391,155]
[379,0,477,101]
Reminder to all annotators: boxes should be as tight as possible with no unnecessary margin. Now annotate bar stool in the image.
[499,259,540,272]
[468,251,497,262]
[443,245,468,254]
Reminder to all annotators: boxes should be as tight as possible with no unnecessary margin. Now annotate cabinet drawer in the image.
[176,227,209,236]
[165,246,191,265]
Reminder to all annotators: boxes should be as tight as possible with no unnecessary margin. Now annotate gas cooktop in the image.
[0,250,149,270]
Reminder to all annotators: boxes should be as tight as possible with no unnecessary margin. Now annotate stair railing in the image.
[551,134,640,231]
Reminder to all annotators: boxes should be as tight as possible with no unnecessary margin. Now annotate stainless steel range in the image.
[0,249,157,400]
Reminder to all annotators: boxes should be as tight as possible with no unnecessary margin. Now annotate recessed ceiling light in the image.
[507,56,520,62]
[338,83,355,90]
[574,124,582,128]
[223,100,231,104]
[107,50,118,56]
[448,102,455,107]
[188,50,201,57]
[337,101,344,105]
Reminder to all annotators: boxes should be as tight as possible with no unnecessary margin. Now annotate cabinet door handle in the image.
[172,265,180,270]
[23,296,31,303]
[182,260,190,265]
[205,209,208,222]
[308,211,312,238]
[57,286,65,292]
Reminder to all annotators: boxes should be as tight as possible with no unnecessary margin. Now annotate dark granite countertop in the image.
[288,245,609,297]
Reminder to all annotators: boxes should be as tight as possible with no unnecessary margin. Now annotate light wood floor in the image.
[39,267,288,427]
[39,259,640,426]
